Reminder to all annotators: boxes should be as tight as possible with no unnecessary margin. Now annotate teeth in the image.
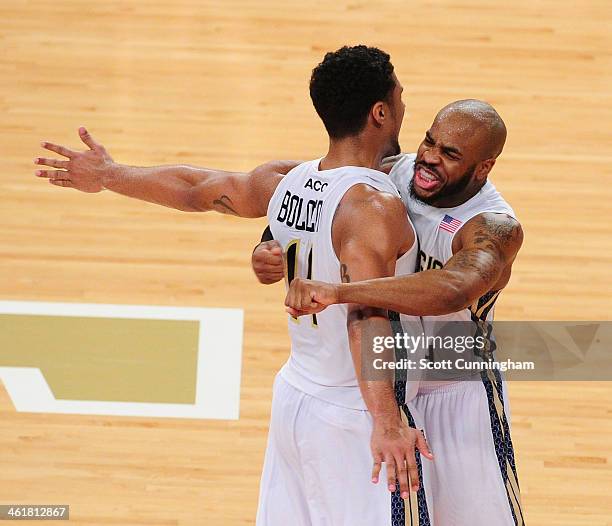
[419,169,435,181]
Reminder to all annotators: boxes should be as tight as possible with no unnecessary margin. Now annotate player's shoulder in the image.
[333,183,411,257]
[466,211,522,232]
[336,183,408,235]
[350,183,404,212]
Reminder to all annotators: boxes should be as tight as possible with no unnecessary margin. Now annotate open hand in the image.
[371,418,432,497]
[35,127,114,193]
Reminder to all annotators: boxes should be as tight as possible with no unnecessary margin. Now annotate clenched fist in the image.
[284,277,339,317]
[251,240,284,284]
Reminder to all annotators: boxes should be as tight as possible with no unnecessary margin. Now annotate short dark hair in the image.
[309,45,396,139]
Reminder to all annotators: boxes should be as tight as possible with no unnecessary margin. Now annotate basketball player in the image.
[268,100,526,525]
[34,46,432,525]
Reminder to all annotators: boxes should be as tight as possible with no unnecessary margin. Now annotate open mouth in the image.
[414,165,442,192]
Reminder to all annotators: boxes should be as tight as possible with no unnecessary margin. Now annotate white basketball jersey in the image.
[389,153,517,334]
[268,159,419,410]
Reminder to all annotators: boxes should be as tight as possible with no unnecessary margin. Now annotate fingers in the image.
[390,451,419,497]
[252,258,284,284]
[285,279,328,317]
[309,288,323,308]
[301,304,327,316]
[371,453,382,484]
[284,278,300,310]
[259,245,283,265]
[256,271,285,285]
[285,278,308,311]
[393,454,410,498]
[40,142,76,159]
[285,307,316,317]
[79,126,101,150]
[264,248,283,263]
[35,169,68,180]
[34,157,68,170]
[252,241,284,284]
[416,430,433,460]
[36,169,76,188]
[405,449,420,492]
[384,455,397,493]
[292,279,304,312]
[261,239,282,253]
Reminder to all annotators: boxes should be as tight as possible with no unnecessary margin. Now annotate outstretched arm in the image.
[34,127,300,218]
[286,212,523,316]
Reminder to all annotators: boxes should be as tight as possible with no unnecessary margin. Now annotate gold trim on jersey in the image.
[470,289,501,320]
[485,369,525,525]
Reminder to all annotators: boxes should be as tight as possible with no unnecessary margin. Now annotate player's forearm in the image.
[339,270,474,316]
[101,163,237,212]
[360,378,403,425]
[348,311,402,426]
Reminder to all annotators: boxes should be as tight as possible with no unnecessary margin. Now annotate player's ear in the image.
[371,101,386,127]
[475,158,496,181]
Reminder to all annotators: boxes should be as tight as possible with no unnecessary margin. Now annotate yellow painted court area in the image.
[0,314,199,403]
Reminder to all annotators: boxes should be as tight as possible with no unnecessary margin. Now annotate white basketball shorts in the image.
[256,373,421,526]
[406,370,525,525]
[256,371,524,526]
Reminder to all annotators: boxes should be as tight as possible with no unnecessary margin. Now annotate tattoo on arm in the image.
[471,214,521,255]
[340,263,351,283]
[449,214,522,285]
[450,249,497,283]
[212,195,239,216]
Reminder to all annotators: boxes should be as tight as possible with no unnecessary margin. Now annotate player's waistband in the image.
[278,362,367,411]
[416,374,484,395]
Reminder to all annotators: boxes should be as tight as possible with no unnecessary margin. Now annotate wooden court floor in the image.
[1,1,611,524]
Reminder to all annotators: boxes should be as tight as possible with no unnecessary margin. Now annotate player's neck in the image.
[320,136,384,171]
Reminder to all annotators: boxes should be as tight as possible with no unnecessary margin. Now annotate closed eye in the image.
[443,149,460,160]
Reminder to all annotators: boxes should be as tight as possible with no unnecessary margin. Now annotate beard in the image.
[409,162,476,205]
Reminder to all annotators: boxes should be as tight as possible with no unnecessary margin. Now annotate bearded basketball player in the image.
[278,100,525,525]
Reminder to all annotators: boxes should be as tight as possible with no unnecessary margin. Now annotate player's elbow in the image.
[186,174,261,217]
[445,290,473,313]
[182,181,221,212]
[437,277,474,314]
[169,166,214,212]
[175,190,204,212]
[184,179,240,214]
